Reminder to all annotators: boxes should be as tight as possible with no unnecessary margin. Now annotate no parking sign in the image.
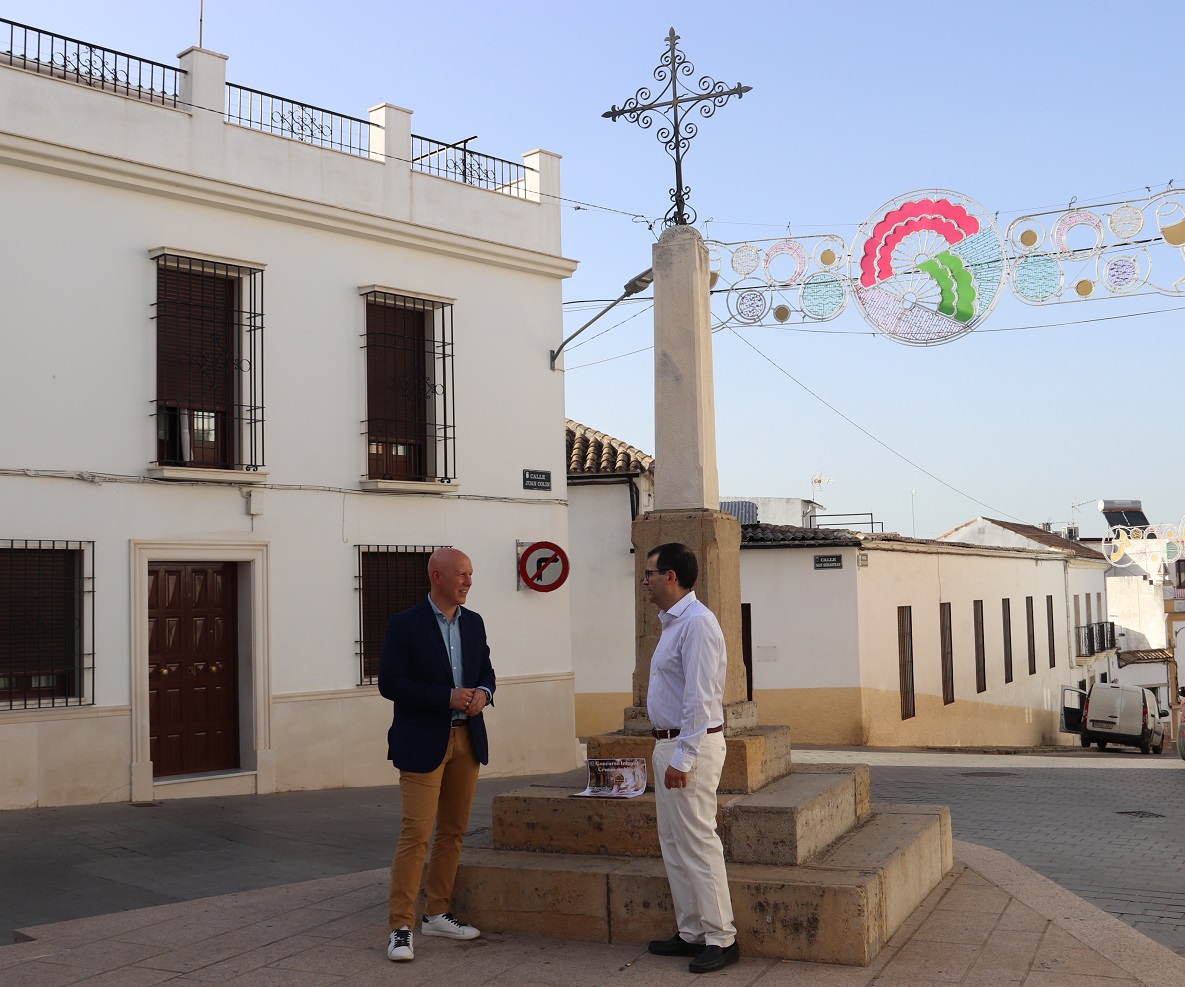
[517,541,570,593]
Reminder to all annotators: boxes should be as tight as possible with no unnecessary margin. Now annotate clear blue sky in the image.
[12,0,1182,538]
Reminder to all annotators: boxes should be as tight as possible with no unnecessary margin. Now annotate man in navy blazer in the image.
[378,547,495,963]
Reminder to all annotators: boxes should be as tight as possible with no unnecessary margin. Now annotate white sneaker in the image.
[387,927,413,961]
[421,912,480,940]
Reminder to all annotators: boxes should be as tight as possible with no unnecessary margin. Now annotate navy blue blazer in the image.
[377,597,496,773]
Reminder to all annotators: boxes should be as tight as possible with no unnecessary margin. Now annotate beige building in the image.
[0,19,580,808]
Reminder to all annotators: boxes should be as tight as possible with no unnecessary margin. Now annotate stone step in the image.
[454,803,951,966]
[492,764,870,866]
[584,724,792,793]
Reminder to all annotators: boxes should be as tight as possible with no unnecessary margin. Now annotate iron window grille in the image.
[152,254,265,471]
[0,540,94,710]
[0,17,183,107]
[1001,599,1013,684]
[362,291,455,483]
[973,600,986,694]
[356,545,443,684]
[897,606,915,720]
[939,602,954,705]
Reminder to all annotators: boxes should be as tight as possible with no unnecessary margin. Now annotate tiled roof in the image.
[566,419,654,477]
[1116,648,1174,667]
[940,517,1107,561]
[741,523,862,548]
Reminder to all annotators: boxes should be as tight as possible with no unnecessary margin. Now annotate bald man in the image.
[378,548,496,963]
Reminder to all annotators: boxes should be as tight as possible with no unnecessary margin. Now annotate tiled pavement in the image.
[3,747,1185,985]
[4,846,1185,986]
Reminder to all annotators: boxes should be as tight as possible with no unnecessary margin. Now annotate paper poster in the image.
[571,757,647,798]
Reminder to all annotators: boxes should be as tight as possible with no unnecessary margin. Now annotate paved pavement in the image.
[1,747,1184,985]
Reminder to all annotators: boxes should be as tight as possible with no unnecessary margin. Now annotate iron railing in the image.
[225,83,372,156]
[0,540,95,710]
[1075,620,1116,658]
[411,135,531,198]
[356,545,442,684]
[0,18,183,106]
[809,512,884,533]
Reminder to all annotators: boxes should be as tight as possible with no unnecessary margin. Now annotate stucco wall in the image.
[0,47,581,807]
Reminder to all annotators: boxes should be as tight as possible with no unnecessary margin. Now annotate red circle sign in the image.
[518,541,570,593]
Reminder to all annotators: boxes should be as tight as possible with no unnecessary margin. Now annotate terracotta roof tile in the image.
[740,523,862,548]
[565,419,654,477]
[1116,648,1174,667]
[940,517,1107,561]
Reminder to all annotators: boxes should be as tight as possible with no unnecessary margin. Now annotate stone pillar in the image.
[618,224,756,736]
[368,102,413,220]
[651,224,719,512]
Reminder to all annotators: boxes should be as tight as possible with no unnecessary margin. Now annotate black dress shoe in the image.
[648,932,704,956]
[689,941,740,973]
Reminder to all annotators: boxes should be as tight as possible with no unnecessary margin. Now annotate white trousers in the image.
[652,733,736,947]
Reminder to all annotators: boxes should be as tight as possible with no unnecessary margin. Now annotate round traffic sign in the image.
[518,541,570,593]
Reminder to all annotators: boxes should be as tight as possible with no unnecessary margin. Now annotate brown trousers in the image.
[388,723,480,930]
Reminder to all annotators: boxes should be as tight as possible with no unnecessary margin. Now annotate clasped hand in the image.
[450,687,486,715]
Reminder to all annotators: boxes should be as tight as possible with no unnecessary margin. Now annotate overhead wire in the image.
[726,329,1027,523]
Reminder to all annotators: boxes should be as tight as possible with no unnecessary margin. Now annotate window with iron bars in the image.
[362,291,455,483]
[356,546,444,684]
[0,540,94,709]
[152,253,265,471]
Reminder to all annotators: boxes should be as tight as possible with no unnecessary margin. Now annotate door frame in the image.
[130,540,272,802]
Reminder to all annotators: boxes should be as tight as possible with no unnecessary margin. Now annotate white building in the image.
[570,437,1106,747]
[0,20,581,808]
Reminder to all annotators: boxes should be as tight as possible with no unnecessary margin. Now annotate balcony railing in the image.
[1075,620,1116,658]
[411,135,532,198]
[224,83,372,156]
[0,17,183,107]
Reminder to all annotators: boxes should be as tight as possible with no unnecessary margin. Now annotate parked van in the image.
[1060,682,1168,754]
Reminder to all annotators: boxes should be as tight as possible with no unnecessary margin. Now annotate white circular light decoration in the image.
[851,190,1005,345]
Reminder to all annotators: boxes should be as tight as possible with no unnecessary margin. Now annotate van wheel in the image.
[1079,734,1091,748]
[1153,741,1164,755]
[1096,741,1108,750]
[1140,734,1151,755]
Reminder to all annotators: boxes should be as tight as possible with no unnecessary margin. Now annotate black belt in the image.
[451,719,469,728]
[652,725,723,740]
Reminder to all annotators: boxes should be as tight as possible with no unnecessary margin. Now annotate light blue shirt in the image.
[427,596,491,718]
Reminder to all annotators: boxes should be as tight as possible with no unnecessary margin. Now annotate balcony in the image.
[1074,621,1116,658]
[3,17,535,199]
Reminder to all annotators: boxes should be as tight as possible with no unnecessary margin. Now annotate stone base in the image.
[455,802,951,965]
[585,723,792,793]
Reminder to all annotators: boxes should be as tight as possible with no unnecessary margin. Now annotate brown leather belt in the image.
[652,725,723,740]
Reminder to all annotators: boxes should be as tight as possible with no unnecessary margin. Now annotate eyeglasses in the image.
[642,568,671,581]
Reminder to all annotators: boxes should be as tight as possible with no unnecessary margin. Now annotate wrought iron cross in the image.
[603,28,751,228]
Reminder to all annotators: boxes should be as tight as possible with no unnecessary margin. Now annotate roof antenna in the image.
[199,0,204,48]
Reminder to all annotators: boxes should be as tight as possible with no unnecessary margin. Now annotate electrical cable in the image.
[726,329,1027,523]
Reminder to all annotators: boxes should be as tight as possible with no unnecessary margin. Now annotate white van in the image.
[1060,681,1168,754]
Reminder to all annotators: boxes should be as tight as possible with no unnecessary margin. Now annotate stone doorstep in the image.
[584,724,793,793]
[454,805,951,966]
[493,767,871,866]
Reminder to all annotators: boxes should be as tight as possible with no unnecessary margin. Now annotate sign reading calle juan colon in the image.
[522,469,552,491]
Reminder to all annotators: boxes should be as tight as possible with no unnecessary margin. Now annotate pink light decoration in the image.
[859,198,980,287]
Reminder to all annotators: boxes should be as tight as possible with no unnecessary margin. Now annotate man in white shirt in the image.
[643,542,739,974]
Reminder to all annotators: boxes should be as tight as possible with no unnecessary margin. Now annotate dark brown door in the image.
[148,562,240,778]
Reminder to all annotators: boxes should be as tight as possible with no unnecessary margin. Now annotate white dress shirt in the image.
[646,591,727,773]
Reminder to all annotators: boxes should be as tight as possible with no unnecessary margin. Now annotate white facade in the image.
[0,32,581,807]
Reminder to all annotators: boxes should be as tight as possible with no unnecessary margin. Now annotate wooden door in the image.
[148,562,240,778]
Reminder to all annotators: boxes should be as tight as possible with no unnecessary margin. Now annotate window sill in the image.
[147,467,270,484]
[360,479,459,495]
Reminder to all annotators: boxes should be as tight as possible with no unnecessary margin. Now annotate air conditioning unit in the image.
[1063,525,1080,541]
